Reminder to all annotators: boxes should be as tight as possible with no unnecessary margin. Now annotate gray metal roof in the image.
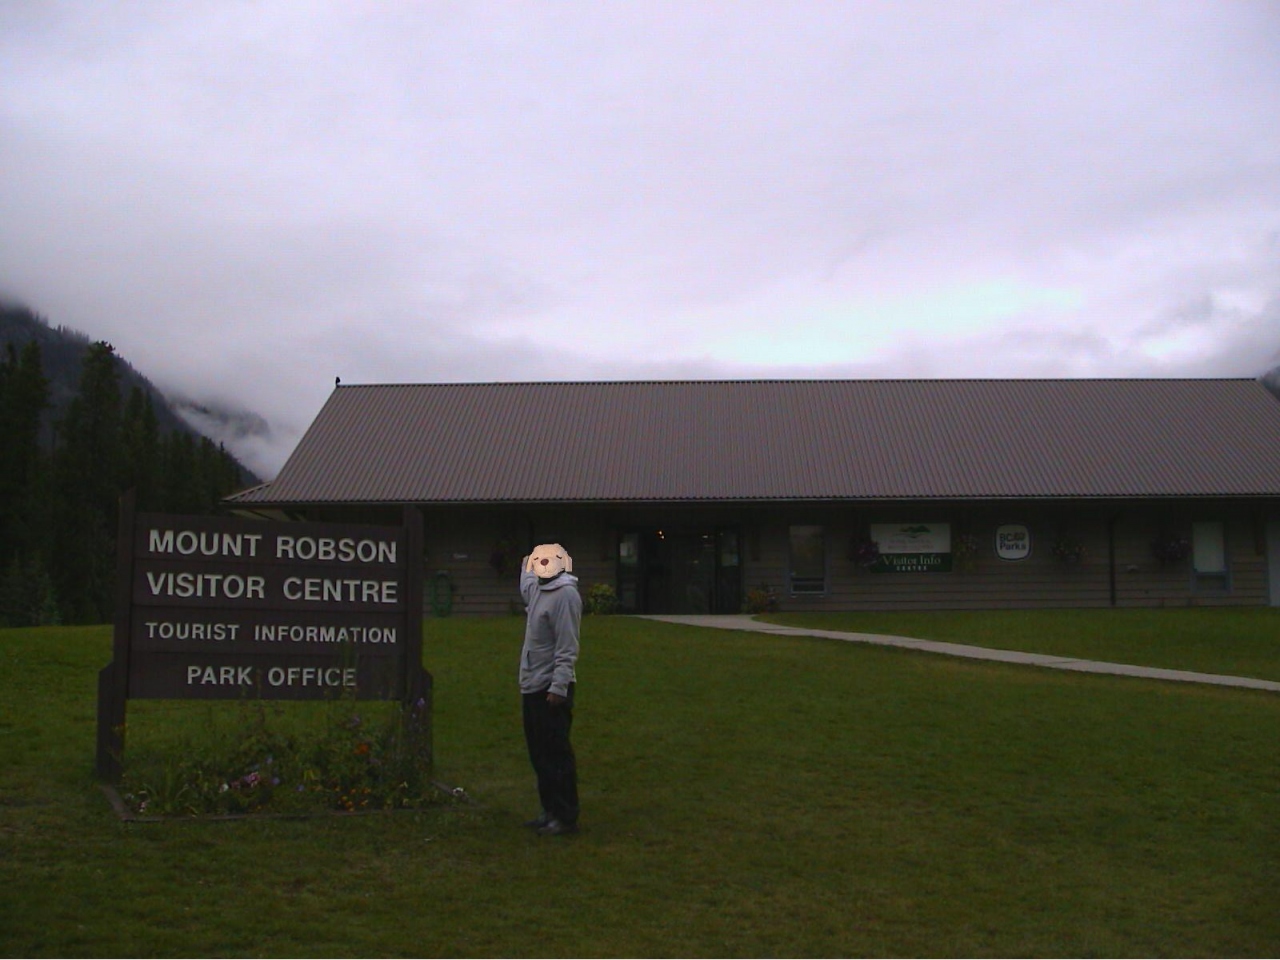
[229,379,1280,505]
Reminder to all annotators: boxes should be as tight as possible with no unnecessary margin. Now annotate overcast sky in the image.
[2,1,1278,478]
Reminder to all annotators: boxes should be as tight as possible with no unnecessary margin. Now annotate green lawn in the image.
[760,607,1280,682]
[2,613,1278,957]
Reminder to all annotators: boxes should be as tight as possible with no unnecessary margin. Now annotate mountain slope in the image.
[0,301,261,485]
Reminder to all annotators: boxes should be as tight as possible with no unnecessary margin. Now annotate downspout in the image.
[1107,514,1120,607]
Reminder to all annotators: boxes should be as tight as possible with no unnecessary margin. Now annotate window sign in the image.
[718,532,740,568]
[995,524,1032,561]
[1192,522,1226,573]
[868,523,951,573]
[1192,521,1229,592]
[618,533,639,566]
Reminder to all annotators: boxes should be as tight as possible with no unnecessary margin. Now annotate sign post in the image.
[97,496,428,781]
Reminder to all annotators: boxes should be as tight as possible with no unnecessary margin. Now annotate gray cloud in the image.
[2,1,1278,476]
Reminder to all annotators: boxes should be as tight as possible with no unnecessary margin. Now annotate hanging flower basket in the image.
[1051,536,1088,565]
[952,533,981,572]
[1150,533,1191,564]
[847,538,881,568]
[489,537,519,577]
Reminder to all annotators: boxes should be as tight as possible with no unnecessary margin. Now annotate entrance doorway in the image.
[616,527,742,615]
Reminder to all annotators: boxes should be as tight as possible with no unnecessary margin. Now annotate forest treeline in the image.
[1,337,250,626]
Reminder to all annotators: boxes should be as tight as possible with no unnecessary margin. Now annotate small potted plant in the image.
[743,583,779,614]
[583,582,619,615]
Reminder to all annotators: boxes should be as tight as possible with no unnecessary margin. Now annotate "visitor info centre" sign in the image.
[868,522,953,573]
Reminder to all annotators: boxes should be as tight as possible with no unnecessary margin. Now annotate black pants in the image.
[522,683,579,825]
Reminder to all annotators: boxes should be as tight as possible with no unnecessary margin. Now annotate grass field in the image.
[2,611,1278,957]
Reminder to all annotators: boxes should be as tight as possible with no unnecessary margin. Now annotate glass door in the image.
[616,532,642,614]
[714,528,742,614]
[617,526,742,614]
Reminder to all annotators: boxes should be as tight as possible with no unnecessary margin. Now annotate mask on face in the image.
[526,543,573,580]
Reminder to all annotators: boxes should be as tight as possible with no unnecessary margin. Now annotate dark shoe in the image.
[536,818,579,837]
[524,811,552,829]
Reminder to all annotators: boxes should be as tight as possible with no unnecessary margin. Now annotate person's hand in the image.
[546,692,566,706]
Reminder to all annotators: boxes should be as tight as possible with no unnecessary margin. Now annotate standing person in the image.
[519,543,582,836]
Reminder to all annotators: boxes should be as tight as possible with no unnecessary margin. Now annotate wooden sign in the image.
[96,492,428,781]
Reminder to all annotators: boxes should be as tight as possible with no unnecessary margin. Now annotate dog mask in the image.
[526,543,573,579]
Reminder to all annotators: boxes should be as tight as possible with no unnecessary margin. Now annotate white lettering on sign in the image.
[149,529,264,558]
[880,554,948,572]
[145,621,241,641]
[275,536,397,564]
[145,571,267,599]
[281,577,398,604]
[253,624,396,644]
[265,666,356,688]
[186,664,254,686]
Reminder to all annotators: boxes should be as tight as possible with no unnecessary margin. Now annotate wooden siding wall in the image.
[418,506,621,617]
[746,504,1103,612]
[297,501,1276,615]
[749,503,1271,612]
[1113,511,1267,607]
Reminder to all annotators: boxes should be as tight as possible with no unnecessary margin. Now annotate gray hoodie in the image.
[519,569,582,696]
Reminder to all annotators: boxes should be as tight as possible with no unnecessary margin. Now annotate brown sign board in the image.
[97,494,428,780]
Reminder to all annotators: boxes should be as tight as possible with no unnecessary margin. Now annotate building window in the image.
[1192,521,1229,591]
[789,525,826,594]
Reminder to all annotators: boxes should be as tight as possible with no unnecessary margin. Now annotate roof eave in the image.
[223,491,1280,509]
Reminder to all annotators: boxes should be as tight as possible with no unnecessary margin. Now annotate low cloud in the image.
[2,2,1278,477]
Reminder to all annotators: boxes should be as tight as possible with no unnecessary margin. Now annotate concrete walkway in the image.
[636,614,1280,694]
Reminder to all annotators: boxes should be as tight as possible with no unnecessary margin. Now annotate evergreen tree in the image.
[0,340,57,625]
[215,441,246,504]
[122,386,162,511]
[0,554,61,627]
[193,436,245,513]
[0,340,50,559]
[0,323,254,625]
[52,341,123,623]
[162,429,199,514]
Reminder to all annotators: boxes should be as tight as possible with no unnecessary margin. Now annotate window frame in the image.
[1191,521,1230,593]
[788,524,827,595]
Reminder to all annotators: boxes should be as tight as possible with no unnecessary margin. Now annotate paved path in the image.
[636,614,1280,694]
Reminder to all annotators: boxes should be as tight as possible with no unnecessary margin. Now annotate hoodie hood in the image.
[537,572,579,591]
